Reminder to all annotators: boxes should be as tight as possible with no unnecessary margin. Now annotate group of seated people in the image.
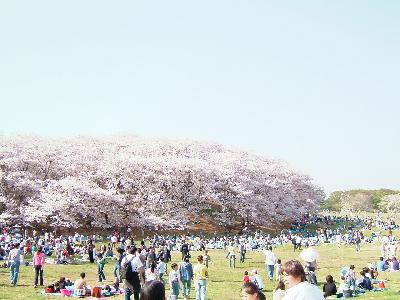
[44,272,121,298]
[44,274,168,300]
[377,256,399,272]
[322,263,386,298]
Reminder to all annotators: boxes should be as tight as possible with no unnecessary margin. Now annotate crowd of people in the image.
[0,212,398,299]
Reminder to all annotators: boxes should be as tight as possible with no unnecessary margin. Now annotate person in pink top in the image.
[33,246,45,288]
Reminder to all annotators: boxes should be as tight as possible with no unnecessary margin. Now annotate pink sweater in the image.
[33,252,45,266]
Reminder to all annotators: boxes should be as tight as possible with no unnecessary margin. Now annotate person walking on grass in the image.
[157,257,167,283]
[203,250,211,268]
[121,247,144,300]
[227,242,236,269]
[33,246,45,288]
[240,242,246,263]
[114,247,125,283]
[9,243,22,287]
[168,263,180,300]
[180,256,193,300]
[264,246,276,281]
[97,252,106,283]
[194,255,208,300]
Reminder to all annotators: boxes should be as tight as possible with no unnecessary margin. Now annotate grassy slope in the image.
[1,242,400,300]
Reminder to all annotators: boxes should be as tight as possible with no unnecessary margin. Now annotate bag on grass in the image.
[92,286,102,298]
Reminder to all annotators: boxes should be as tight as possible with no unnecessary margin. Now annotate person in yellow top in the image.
[193,255,208,300]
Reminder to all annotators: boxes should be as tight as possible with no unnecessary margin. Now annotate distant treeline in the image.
[322,189,400,212]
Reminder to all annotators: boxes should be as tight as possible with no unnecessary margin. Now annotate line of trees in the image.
[322,189,400,213]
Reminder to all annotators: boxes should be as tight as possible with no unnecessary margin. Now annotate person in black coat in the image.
[323,275,337,298]
[180,242,189,261]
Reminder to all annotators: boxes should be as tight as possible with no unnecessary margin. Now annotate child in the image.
[203,250,211,268]
[348,265,356,292]
[168,263,180,300]
[97,253,106,282]
[275,258,283,282]
[243,271,250,283]
[157,257,167,282]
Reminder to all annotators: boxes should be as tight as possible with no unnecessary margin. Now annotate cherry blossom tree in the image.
[0,134,324,231]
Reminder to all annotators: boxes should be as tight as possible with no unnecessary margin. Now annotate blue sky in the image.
[1,1,399,193]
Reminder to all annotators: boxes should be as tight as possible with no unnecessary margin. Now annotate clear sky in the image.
[1,1,399,194]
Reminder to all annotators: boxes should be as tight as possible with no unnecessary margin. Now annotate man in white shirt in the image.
[121,247,144,300]
[263,246,276,280]
[8,243,22,286]
[283,260,324,300]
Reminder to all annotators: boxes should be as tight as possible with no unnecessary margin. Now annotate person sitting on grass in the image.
[390,257,399,272]
[337,275,353,298]
[54,277,68,292]
[74,272,90,297]
[358,271,372,291]
[376,257,386,272]
[322,275,337,298]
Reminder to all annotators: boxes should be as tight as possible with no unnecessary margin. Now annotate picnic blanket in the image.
[41,290,123,298]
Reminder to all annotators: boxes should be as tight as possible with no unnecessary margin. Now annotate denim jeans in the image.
[181,279,191,297]
[240,252,245,263]
[113,263,121,281]
[10,261,20,285]
[170,281,179,299]
[195,279,207,300]
[98,264,106,282]
[267,264,274,279]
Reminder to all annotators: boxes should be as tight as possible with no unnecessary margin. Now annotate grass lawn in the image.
[1,243,400,299]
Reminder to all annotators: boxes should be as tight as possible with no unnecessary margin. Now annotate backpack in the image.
[120,256,134,280]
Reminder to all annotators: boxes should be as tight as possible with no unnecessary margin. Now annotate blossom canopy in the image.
[0,135,324,231]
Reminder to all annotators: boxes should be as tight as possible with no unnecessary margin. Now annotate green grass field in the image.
[1,243,399,300]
